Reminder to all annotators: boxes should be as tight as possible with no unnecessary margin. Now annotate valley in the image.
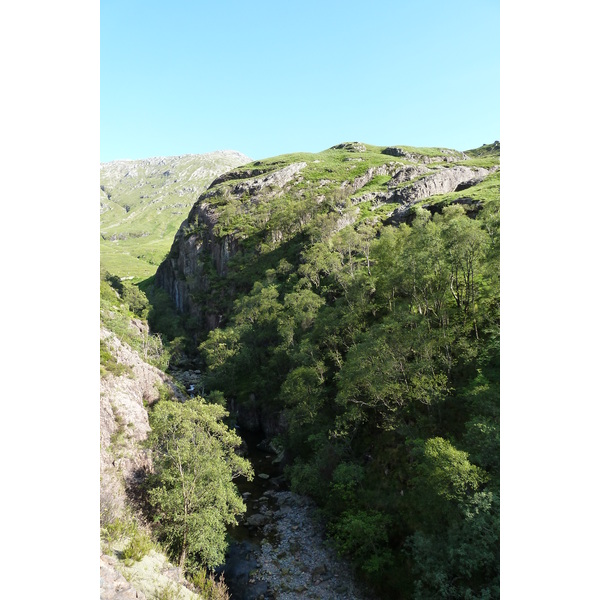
[100,141,500,600]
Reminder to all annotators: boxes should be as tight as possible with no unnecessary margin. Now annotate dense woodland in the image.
[102,143,500,599]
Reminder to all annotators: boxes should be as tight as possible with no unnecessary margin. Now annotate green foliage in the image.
[101,517,137,544]
[410,438,487,519]
[190,569,231,600]
[406,490,500,599]
[146,142,499,598]
[146,398,253,569]
[331,510,394,577]
[150,581,184,600]
[101,272,173,370]
[123,528,154,565]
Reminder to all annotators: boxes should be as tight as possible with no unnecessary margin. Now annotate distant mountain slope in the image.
[100,150,251,280]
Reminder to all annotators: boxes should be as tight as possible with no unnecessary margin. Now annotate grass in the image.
[102,517,138,544]
[101,152,251,280]
[123,529,155,566]
[100,141,499,286]
[454,156,500,169]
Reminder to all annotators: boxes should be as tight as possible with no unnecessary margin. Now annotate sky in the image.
[101,0,499,162]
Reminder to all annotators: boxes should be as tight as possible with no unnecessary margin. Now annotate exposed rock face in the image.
[101,550,199,600]
[100,554,147,600]
[351,164,495,217]
[341,162,404,194]
[393,165,491,203]
[387,163,433,186]
[156,162,308,331]
[208,166,273,189]
[382,146,469,163]
[230,162,307,196]
[154,200,240,328]
[100,327,183,523]
[155,144,497,335]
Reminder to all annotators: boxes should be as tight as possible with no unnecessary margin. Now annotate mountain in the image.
[102,141,500,599]
[100,150,251,280]
[147,141,500,598]
[155,141,499,333]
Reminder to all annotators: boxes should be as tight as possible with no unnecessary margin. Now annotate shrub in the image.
[123,528,154,565]
[190,569,231,600]
[101,517,137,544]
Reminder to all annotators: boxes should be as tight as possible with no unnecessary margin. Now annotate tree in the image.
[146,398,253,569]
[405,437,498,599]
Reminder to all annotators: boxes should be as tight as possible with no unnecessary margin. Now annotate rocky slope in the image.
[100,324,185,520]
[100,325,193,600]
[100,150,252,279]
[155,142,499,333]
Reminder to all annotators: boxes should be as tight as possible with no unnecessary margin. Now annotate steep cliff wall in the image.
[155,143,499,334]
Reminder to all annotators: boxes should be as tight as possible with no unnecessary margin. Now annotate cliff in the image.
[155,142,499,333]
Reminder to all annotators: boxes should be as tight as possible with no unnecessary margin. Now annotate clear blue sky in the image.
[101,0,499,162]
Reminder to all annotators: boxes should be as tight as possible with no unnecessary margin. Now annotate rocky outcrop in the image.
[341,163,404,195]
[331,141,367,152]
[100,328,200,600]
[154,200,240,329]
[101,549,199,600]
[230,162,307,196]
[156,162,308,330]
[351,164,494,216]
[155,145,496,335]
[382,146,469,163]
[100,554,147,600]
[208,166,273,188]
[393,165,491,204]
[387,163,433,186]
[100,328,183,523]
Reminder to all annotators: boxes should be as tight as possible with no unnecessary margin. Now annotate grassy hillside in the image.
[100,150,251,280]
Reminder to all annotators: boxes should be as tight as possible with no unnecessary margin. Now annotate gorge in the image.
[100,141,500,600]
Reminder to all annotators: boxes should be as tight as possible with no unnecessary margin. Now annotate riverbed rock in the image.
[248,490,373,599]
[246,513,269,529]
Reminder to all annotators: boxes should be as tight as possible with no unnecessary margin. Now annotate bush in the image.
[123,529,154,565]
[151,581,183,600]
[190,570,231,600]
[101,517,137,544]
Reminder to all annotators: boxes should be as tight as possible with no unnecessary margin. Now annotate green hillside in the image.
[103,142,501,600]
[100,150,251,280]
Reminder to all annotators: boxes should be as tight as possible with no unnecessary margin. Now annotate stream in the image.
[219,429,373,600]
[172,369,373,600]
